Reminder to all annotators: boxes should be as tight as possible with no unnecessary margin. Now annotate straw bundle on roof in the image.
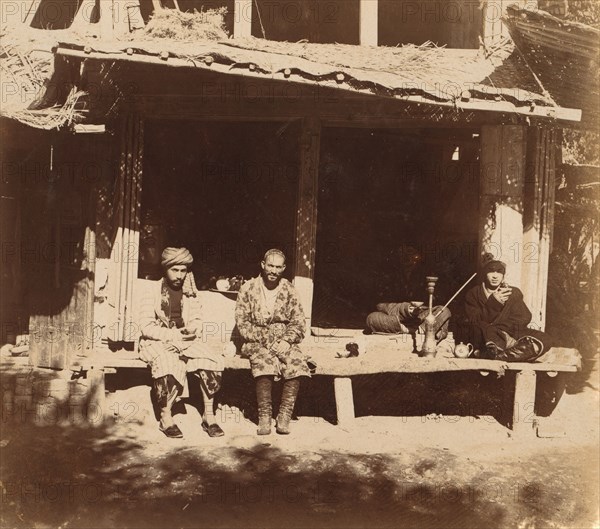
[0,24,85,129]
[143,7,229,41]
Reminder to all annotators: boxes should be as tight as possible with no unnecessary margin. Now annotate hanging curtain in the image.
[108,114,144,342]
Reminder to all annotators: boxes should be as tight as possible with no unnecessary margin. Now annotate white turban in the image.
[161,247,197,297]
[161,247,193,269]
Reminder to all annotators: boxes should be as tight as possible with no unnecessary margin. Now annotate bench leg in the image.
[512,370,537,438]
[86,368,106,427]
[334,377,355,427]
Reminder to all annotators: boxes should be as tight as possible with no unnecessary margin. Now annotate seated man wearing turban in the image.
[138,247,225,438]
[459,259,554,361]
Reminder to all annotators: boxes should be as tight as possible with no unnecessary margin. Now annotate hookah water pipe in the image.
[419,272,478,358]
[420,276,438,357]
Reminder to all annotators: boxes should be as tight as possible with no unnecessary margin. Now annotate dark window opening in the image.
[252,0,359,44]
[30,0,84,29]
[379,0,483,49]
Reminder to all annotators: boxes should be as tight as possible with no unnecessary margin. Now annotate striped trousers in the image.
[139,340,224,388]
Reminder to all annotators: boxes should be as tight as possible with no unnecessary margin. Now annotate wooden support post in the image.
[99,0,115,39]
[234,0,252,38]
[334,377,355,426]
[359,0,378,46]
[113,1,146,34]
[71,0,98,31]
[293,117,321,329]
[521,127,557,330]
[479,125,526,287]
[110,115,143,342]
[82,224,96,357]
[536,129,557,331]
[512,369,537,437]
[87,368,106,427]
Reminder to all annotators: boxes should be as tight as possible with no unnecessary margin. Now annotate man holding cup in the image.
[138,247,225,438]
[461,259,554,361]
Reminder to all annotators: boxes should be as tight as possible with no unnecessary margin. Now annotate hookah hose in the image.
[434,272,478,319]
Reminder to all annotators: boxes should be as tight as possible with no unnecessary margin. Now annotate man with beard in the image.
[461,259,554,361]
[138,247,225,438]
[235,249,311,435]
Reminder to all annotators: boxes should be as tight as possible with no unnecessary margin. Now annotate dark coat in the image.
[461,283,533,349]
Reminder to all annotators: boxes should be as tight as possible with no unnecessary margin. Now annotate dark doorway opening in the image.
[141,120,300,288]
[312,127,481,329]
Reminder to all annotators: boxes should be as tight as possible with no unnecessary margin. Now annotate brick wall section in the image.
[1,364,100,426]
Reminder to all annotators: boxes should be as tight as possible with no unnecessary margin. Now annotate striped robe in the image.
[138,278,224,387]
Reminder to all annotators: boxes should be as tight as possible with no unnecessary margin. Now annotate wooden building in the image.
[0,0,584,370]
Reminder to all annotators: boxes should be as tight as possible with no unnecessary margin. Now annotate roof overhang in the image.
[53,39,583,124]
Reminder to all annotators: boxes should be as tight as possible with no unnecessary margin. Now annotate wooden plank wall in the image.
[479,123,557,331]
[522,127,557,330]
[479,124,527,287]
[108,115,144,342]
[27,134,98,369]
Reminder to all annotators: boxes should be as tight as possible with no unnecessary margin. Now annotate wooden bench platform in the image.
[72,333,581,438]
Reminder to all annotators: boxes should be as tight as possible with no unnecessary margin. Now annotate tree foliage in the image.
[562,130,600,166]
[564,0,600,26]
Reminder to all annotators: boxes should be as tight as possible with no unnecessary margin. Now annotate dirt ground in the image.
[1,359,599,529]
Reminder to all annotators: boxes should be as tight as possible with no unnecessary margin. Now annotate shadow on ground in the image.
[0,420,509,529]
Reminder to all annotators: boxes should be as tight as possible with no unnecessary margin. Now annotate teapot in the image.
[454,342,474,358]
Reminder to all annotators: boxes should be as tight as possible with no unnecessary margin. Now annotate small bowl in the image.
[216,279,229,291]
[410,301,424,308]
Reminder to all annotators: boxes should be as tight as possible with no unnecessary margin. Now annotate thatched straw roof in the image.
[504,5,600,127]
[54,35,583,121]
[0,26,86,130]
[1,3,586,129]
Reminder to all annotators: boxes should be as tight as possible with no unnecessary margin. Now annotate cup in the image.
[222,341,237,358]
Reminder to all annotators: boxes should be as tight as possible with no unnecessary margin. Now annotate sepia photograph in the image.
[0,1,598,528]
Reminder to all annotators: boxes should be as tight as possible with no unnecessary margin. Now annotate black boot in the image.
[483,341,501,360]
[256,376,273,435]
[496,336,543,362]
[276,378,300,435]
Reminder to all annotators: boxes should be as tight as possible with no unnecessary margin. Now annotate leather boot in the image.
[276,378,300,435]
[483,341,501,360]
[255,376,273,435]
[496,336,543,362]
